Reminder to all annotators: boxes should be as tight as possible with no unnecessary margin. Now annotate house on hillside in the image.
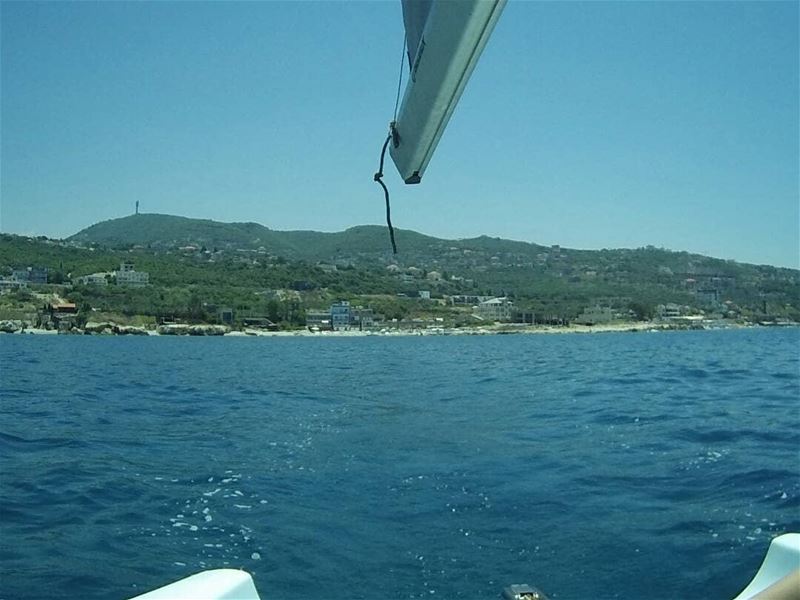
[13,267,48,284]
[77,272,111,286]
[115,262,149,287]
[695,289,721,306]
[0,277,27,292]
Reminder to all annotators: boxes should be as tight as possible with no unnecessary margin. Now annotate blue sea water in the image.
[0,328,798,600]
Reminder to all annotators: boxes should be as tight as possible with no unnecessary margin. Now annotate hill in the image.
[68,214,445,262]
[1,214,795,325]
[67,214,798,286]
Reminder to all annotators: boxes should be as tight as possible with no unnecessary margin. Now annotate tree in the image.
[187,293,205,321]
[628,301,655,321]
[266,299,282,323]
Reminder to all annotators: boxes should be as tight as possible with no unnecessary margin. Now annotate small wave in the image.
[604,377,650,385]
[681,367,710,378]
[0,431,89,451]
[676,428,741,443]
[723,468,796,487]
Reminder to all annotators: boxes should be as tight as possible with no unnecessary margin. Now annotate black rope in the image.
[373,36,406,255]
[374,128,397,254]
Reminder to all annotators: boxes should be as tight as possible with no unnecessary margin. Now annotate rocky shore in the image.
[0,318,784,338]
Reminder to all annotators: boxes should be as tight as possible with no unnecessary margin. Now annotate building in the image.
[695,289,721,306]
[306,310,332,330]
[77,273,110,286]
[219,307,234,325]
[475,297,514,322]
[12,267,48,284]
[44,302,78,331]
[0,277,28,292]
[513,310,536,324]
[448,295,492,305]
[316,263,338,273]
[305,302,376,331]
[351,306,375,329]
[330,301,351,330]
[419,290,431,300]
[657,303,683,319]
[241,317,277,330]
[115,262,149,287]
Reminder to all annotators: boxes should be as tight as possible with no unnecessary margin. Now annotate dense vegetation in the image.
[1,214,798,327]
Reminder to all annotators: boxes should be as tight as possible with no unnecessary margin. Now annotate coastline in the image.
[2,320,792,338]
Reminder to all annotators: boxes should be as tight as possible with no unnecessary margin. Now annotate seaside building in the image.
[350,306,375,330]
[42,302,78,331]
[219,307,234,326]
[657,303,683,319]
[475,297,514,322]
[305,303,375,331]
[330,301,351,330]
[306,310,332,330]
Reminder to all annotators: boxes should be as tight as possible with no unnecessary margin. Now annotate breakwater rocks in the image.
[0,320,231,335]
[156,324,229,336]
[0,320,27,333]
[84,321,149,335]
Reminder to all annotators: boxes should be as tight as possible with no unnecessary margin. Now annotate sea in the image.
[1,328,798,600]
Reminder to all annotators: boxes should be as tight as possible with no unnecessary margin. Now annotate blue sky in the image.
[1,1,797,267]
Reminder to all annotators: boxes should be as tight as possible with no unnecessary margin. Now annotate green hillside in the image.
[1,213,796,326]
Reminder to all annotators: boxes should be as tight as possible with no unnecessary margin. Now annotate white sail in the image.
[390,0,506,184]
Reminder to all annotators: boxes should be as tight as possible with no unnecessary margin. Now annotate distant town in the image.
[1,214,798,336]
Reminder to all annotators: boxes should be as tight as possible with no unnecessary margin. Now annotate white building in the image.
[475,297,514,322]
[115,262,149,287]
[658,303,682,319]
[0,277,28,292]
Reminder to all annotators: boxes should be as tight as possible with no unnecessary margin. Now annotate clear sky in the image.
[1,1,798,268]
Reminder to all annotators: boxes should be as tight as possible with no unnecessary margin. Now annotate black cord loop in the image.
[374,125,397,254]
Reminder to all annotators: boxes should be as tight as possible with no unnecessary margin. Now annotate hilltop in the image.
[68,214,447,262]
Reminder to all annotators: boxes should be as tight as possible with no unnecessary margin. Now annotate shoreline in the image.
[3,320,795,338]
